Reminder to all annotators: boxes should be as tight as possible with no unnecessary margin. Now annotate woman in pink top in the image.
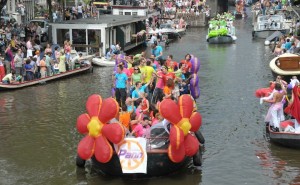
[45,43,52,54]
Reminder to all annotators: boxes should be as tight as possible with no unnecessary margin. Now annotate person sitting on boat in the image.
[106,48,113,60]
[273,43,283,56]
[263,82,287,132]
[1,69,16,84]
[71,53,83,70]
[285,39,292,50]
[119,104,132,131]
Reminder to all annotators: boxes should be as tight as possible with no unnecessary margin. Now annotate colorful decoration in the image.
[255,82,275,98]
[158,95,202,163]
[76,94,125,163]
[190,55,200,99]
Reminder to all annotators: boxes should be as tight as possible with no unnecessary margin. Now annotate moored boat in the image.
[0,64,92,90]
[92,57,115,67]
[269,53,300,80]
[252,13,292,39]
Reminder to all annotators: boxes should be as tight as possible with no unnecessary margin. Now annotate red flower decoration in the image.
[159,94,202,163]
[76,94,125,163]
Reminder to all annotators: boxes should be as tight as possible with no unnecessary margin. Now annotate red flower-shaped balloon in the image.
[76,94,125,163]
[159,94,202,163]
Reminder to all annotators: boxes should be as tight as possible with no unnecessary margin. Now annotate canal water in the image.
[1,9,300,185]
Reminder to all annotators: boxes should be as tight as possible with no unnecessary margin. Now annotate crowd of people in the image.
[260,75,300,133]
[111,41,196,137]
[0,40,85,84]
[273,33,300,55]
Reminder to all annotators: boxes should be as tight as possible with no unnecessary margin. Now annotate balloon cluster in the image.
[159,95,202,163]
[189,55,200,100]
[76,94,125,163]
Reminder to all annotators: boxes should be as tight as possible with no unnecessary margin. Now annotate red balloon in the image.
[168,144,185,163]
[159,99,182,124]
[169,125,184,150]
[76,113,90,134]
[178,95,194,118]
[94,135,113,163]
[77,135,95,160]
[99,98,119,123]
[86,94,103,117]
[102,123,125,144]
[190,112,202,132]
[184,134,199,157]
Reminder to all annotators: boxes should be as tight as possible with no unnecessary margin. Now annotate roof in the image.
[50,15,146,27]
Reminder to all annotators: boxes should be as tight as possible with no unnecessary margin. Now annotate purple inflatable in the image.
[190,56,200,74]
[190,73,200,99]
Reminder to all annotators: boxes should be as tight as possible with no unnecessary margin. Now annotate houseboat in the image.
[50,5,148,57]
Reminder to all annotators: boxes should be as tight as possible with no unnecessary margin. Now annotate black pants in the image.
[152,88,164,104]
[115,88,127,107]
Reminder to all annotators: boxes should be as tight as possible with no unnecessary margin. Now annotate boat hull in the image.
[207,35,233,44]
[0,65,92,90]
[91,152,191,178]
[253,29,289,39]
[266,125,300,149]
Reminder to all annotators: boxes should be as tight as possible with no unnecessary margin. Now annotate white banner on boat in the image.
[114,137,147,174]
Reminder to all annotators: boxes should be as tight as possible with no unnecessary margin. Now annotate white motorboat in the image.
[92,57,115,67]
[148,23,181,39]
[252,13,292,39]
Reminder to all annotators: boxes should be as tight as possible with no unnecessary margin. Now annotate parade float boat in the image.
[0,64,92,90]
[266,121,300,149]
[92,57,115,67]
[252,13,291,39]
[269,53,300,79]
[206,20,237,44]
[87,126,205,178]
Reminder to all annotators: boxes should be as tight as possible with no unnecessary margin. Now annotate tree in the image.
[0,0,8,14]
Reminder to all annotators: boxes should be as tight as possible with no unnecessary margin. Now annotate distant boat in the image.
[92,57,115,67]
[269,53,300,79]
[252,13,292,39]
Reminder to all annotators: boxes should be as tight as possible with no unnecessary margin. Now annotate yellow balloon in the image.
[87,117,103,137]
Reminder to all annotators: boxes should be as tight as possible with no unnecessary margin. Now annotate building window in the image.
[132,12,137,16]
[119,11,123,15]
[125,12,131,15]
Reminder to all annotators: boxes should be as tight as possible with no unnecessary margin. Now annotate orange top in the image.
[163,86,172,97]
[119,112,131,129]
[40,60,47,71]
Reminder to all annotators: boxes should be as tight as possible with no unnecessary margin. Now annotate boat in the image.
[206,14,237,44]
[252,13,292,39]
[75,94,205,178]
[269,53,300,79]
[0,64,92,90]
[266,121,300,149]
[148,23,181,40]
[77,119,205,178]
[92,57,115,67]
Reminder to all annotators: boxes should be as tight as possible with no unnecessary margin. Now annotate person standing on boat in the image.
[264,82,287,132]
[113,65,128,107]
[151,41,163,64]
[4,45,13,74]
[14,49,23,78]
[58,50,66,73]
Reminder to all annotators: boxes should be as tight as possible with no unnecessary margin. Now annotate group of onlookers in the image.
[0,40,85,84]
[273,34,300,56]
